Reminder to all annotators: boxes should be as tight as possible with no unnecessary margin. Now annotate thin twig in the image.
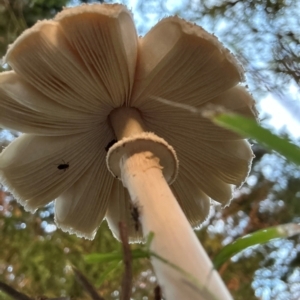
[72,267,105,300]
[0,281,32,300]
[47,298,70,300]
[119,221,132,300]
[154,285,162,300]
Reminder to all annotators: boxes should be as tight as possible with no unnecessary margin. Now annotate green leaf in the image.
[84,252,123,264]
[213,223,300,269]
[211,113,300,166]
[84,249,150,265]
[95,261,122,286]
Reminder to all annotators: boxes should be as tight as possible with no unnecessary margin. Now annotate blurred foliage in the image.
[1,0,300,300]
[0,0,106,70]
[0,197,156,300]
[0,0,68,65]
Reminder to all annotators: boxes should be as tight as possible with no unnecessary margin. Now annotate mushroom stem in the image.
[120,152,232,300]
[109,106,147,139]
[109,107,232,300]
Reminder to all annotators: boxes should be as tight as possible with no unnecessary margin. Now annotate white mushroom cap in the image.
[0,4,256,241]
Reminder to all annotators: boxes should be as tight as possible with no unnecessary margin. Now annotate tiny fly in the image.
[56,160,69,172]
[130,203,140,232]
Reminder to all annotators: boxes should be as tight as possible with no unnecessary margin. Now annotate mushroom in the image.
[0,4,257,300]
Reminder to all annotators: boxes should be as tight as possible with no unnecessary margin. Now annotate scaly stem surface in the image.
[109,107,232,300]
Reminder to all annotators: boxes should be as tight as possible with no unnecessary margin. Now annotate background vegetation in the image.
[0,0,300,299]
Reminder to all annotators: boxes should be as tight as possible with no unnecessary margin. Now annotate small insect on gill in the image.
[56,160,69,172]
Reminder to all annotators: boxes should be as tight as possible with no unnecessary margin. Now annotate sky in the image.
[126,0,300,140]
[259,95,300,139]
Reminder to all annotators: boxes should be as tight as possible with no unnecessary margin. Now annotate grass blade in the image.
[213,223,300,269]
[211,113,300,166]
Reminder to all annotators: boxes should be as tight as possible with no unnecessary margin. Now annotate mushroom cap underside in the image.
[0,3,257,240]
